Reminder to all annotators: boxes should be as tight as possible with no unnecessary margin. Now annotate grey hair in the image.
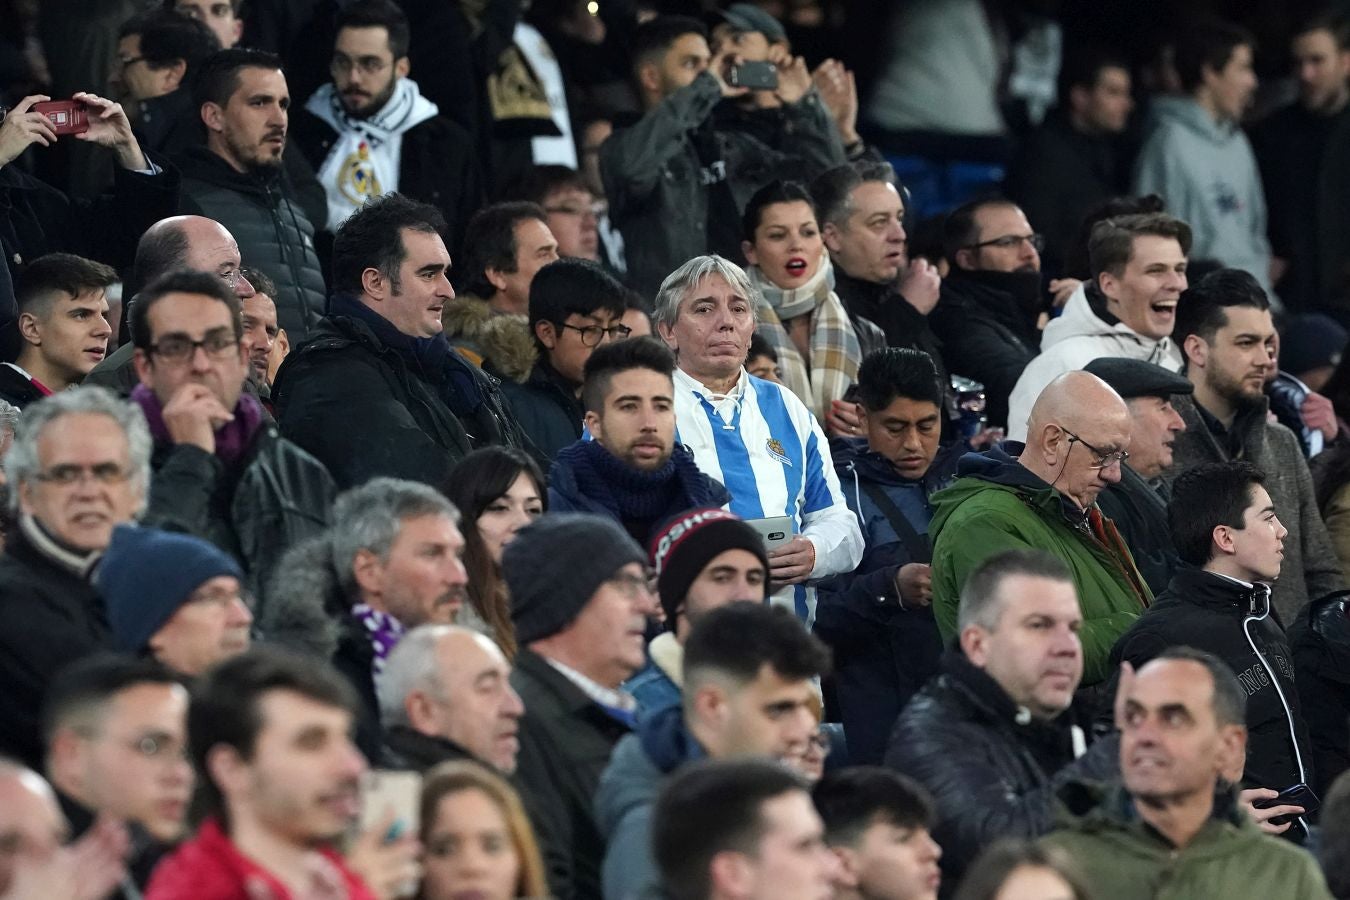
[651,255,759,332]
[957,549,1073,633]
[7,386,152,516]
[377,624,455,727]
[330,478,460,597]
[0,399,19,444]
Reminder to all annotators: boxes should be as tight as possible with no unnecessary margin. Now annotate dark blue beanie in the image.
[96,525,246,653]
[503,513,647,644]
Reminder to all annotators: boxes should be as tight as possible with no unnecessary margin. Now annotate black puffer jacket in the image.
[499,359,584,466]
[272,310,525,489]
[1110,567,1314,793]
[1287,592,1350,797]
[174,146,327,339]
[885,652,1119,889]
[142,423,336,602]
[0,523,112,768]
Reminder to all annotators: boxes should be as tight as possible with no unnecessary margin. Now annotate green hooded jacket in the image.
[1042,781,1332,900]
[929,444,1151,685]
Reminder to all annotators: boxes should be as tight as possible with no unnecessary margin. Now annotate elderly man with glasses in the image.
[130,268,335,602]
[928,370,1153,691]
[0,386,152,767]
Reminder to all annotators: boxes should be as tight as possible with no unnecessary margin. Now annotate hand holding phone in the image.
[1251,782,1319,826]
[32,100,89,136]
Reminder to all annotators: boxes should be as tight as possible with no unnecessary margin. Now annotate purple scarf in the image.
[131,384,266,468]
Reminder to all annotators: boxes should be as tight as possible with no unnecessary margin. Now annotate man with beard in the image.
[238,265,282,395]
[1044,649,1332,900]
[145,647,412,900]
[1169,268,1344,623]
[175,47,327,341]
[1253,11,1350,316]
[596,602,831,900]
[1008,213,1191,441]
[929,199,1047,429]
[290,0,483,259]
[548,336,729,546]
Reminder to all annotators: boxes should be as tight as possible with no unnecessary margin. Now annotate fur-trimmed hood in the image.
[440,295,537,383]
[258,534,346,660]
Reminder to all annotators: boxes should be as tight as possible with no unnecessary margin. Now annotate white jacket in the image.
[1006,282,1183,440]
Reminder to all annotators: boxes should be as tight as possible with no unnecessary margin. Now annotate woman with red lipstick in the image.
[742,180,864,430]
[418,761,549,900]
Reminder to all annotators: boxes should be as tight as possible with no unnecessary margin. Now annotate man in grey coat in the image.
[1168,268,1344,622]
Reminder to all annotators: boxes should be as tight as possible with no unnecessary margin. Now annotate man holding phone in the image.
[600,15,843,297]
[1045,648,1333,899]
[1109,461,1318,838]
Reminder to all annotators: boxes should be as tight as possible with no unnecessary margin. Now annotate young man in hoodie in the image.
[1133,17,1271,292]
[289,0,484,259]
[596,601,830,900]
[1007,212,1191,440]
[549,336,729,545]
[1109,461,1317,836]
[815,348,960,765]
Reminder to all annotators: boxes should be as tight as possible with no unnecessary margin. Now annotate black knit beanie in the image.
[505,513,647,644]
[648,508,770,623]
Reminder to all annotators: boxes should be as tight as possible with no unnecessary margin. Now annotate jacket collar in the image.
[1160,566,1271,615]
[19,513,102,580]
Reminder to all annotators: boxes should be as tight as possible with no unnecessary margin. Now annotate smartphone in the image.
[728,60,778,90]
[359,770,422,841]
[32,100,89,136]
[745,515,794,551]
[1253,782,1320,825]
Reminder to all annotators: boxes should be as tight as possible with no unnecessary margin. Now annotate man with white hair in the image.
[0,387,152,767]
[378,624,525,774]
[654,254,861,625]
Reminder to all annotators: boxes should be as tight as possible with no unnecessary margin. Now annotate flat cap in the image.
[1082,357,1193,400]
[716,3,787,42]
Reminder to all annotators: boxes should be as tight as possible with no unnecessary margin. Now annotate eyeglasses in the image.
[34,462,131,486]
[608,571,653,600]
[149,330,241,362]
[1062,429,1129,469]
[968,232,1045,252]
[330,55,391,76]
[560,323,632,347]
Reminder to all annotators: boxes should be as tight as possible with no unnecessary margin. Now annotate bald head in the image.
[133,216,254,300]
[1021,371,1132,508]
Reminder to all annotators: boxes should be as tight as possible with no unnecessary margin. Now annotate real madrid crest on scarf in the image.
[338,141,382,207]
[766,437,792,467]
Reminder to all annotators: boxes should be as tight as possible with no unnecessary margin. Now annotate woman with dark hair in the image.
[443,447,545,657]
[742,179,864,432]
[952,839,1093,900]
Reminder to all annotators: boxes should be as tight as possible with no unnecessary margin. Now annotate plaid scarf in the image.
[750,255,862,423]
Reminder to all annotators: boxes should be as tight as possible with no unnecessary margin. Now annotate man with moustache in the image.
[145,648,399,900]
[1044,649,1333,899]
[174,47,327,340]
[1169,268,1345,624]
[548,337,729,546]
[290,0,483,258]
[929,199,1047,429]
[886,550,1121,889]
[1007,213,1191,441]
[238,265,281,393]
[43,655,192,896]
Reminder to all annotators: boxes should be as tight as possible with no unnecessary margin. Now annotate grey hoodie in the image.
[1133,96,1271,292]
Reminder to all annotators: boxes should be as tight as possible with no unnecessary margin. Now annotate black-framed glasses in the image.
[34,462,131,486]
[149,329,240,362]
[560,323,632,347]
[968,232,1045,252]
[1063,429,1129,469]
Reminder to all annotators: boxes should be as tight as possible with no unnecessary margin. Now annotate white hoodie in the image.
[1005,282,1183,440]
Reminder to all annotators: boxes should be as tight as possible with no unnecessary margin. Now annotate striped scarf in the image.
[750,254,862,424]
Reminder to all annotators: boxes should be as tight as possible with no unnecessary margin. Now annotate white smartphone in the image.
[359,769,422,841]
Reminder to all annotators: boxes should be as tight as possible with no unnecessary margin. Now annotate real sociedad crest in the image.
[766,437,791,467]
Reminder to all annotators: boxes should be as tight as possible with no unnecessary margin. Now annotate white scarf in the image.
[305,78,440,231]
